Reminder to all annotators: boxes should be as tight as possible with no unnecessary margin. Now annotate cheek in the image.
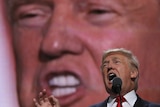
[14,28,43,77]
[14,28,42,57]
[97,28,142,50]
[102,71,109,84]
[119,67,131,82]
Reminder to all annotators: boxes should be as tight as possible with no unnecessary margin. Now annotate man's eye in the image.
[103,64,107,68]
[114,60,120,64]
[102,65,108,71]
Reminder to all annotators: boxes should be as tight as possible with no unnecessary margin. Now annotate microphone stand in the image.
[116,83,122,107]
[112,77,123,107]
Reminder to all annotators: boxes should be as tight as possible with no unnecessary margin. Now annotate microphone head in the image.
[112,77,122,94]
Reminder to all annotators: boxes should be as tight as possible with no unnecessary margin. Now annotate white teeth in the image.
[48,75,80,97]
[49,75,80,87]
[109,73,115,77]
[108,73,116,81]
[52,87,76,97]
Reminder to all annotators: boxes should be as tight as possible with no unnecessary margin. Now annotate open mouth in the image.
[40,69,85,106]
[108,73,117,82]
[48,73,81,97]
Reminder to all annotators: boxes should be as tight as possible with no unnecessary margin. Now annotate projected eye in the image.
[14,5,52,27]
[86,7,118,25]
[88,9,109,14]
[19,11,42,19]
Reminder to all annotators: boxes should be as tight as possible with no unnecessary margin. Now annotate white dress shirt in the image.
[107,90,137,107]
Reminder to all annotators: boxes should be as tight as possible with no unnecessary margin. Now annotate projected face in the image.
[6,0,160,107]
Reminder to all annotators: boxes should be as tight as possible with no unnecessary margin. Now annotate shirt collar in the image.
[107,90,137,107]
[107,96,115,107]
[123,90,137,106]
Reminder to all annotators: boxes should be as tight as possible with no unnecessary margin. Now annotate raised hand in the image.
[33,89,60,107]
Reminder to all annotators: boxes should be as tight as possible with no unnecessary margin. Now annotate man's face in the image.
[102,54,138,97]
[9,0,160,107]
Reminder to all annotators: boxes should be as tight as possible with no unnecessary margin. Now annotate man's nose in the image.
[40,10,83,60]
[107,63,113,72]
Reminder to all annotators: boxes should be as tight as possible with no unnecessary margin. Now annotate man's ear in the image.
[130,69,138,79]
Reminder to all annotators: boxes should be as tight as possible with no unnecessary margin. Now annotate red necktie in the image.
[115,96,126,107]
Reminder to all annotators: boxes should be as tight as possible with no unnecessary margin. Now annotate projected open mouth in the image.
[48,73,81,97]
[40,71,85,106]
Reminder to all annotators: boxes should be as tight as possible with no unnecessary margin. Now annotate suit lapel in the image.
[101,98,108,107]
[134,95,147,107]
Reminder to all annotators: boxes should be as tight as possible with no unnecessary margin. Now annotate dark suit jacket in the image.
[89,95,160,107]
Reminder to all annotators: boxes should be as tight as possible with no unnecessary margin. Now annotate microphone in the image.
[112,77,122,94]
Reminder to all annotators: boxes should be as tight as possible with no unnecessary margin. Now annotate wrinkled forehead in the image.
[6,0,159,24]
[105,52,128,59]
[6,0,158,13]
[7,0,47,4]
[6,0,52,8]
[6,0,150,8]
[103,52,124,61]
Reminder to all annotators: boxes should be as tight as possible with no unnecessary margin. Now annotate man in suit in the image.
[34,48,160,107]
[90,48,160,107]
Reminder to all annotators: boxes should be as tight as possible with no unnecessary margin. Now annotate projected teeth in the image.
[48,75,80,97]
[49,75,80,87]
[52,87,76,97]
